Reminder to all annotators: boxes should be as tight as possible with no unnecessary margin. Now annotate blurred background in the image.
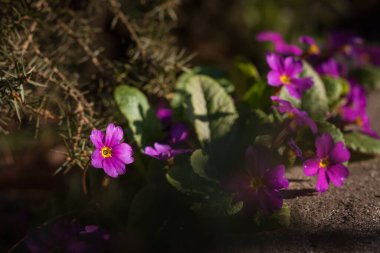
[1,0,380,251]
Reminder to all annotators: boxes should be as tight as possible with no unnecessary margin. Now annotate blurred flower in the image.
[232,146,289,215]
[257,31,302,56]
[156,101,173,126]
[144,142,190,160]
[170,123,189,143]
[304,133,350,192]
[340,82,378,137]
[328,31,363,57]
[266,53,313,99]
[299,35,320,55]
[271,96,317,134]
[316,58,341,78]
[90,123,134,178]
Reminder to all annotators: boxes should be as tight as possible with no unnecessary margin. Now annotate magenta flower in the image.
[266,53,313,99]
[271,96,317,134]
[144,142,190,160]
[299,35,320,55]
[340,82,378,137]
[170,123,189,143]
[90,123,134,178]
[316,58,341,78]
[156,101,173,126]
[256,31,302,56]
[231,147,289,215]
[328,31,363,56]
[304,133,350,192]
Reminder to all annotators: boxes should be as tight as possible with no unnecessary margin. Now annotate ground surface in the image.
[210,91,380,253]
[212,158,380,253]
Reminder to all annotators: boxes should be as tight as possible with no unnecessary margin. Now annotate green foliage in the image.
[351,65,380,90]
[242,80,272,109]
[301,61,329,120]
[114,85,163,147]
[166,154,243,216]
[229,58,261,98]
[317,121,345,143]
[253,204,291,230]
[174,75,238,145]
[344,131,380,154]
[322,76,349,108]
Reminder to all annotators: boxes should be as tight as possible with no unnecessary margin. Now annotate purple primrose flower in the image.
[266,53,313,99]
[299,35,320,55]
[257,31,302,56]
[144,142,190,160]
[328,31,363,57]
[304,133,350,192]
[271,96,317,134]
[90,123,134,178]
[232,146,289,215]
[340,82,378,137]
[316,58,341,78]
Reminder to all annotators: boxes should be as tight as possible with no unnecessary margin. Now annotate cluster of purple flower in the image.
[88,31,378,217]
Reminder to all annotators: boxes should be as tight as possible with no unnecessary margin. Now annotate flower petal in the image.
[316,169,329,192]
[316,133,334,158]
[103,158,126,177]
[102,159,119,178]
[329,141,350,164]
[91,149,104,169]
[284,57,302,76]
[90,130,104,148]
[170,123,189,143]
[144,146,159,158]
[286,85,302,99]
[258,189,283,215]
[296,111,318,134]
[153,143,172,154]
[267,71,282,86]
[266,165,289,190]
[112,143,134,164]
[303,158,320,176]
[266,53,283,72]
[327,164,349,187]
[105,123,123,147]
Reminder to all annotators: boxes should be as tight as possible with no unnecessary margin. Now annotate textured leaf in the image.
[344,132,380,154]
[322,76,349,107]
[166,161,243,216]
[114,85,163,147]
[351,64,380,90]
[230,58,261,98]
[190,149,218,182]
[180,75,238,145]
[301,61,329,120]
[253,204,290,229]
[317,121,345,143]
[242,80,272,109]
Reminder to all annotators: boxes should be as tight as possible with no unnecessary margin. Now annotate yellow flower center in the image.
[101,146,112,158]
[319,157,329,168]
[250,178,264,190]
[280,74,291,85]
[355,117,363,127]
[342,44,352,55]
[308,44,320,55]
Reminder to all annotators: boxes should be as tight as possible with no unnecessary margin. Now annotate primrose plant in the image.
[86,31,380,232]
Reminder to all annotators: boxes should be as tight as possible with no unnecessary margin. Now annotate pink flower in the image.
[303,133,350,192]
[266,53,313,99]
[256,31,302,56]
[90,123,134,178]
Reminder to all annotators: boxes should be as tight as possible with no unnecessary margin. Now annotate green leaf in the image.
[301,61,329,120]
[190,149,218,183]
[253,204,290,230]
[114,85,163,147]
[322,76,349,107]
[351,64,380,90]
[180,75,238,145]
[230,57,261,97]
[166,161,243,216]
[344,131,380,154]
[317,121,345,143]
[242,80,272,109]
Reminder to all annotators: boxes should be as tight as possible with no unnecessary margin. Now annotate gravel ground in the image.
[211,158,380,253]
[208,91,380,253]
